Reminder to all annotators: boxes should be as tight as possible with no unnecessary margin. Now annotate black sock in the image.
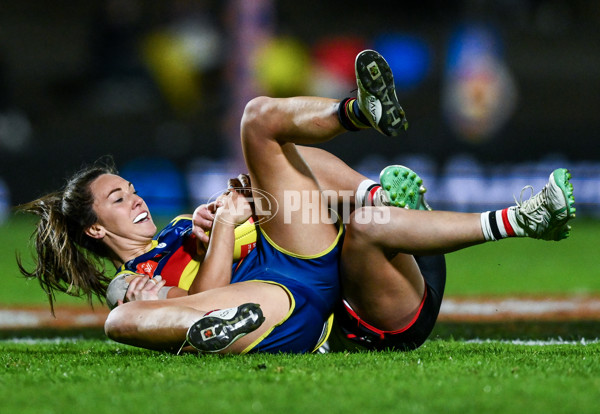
[337,97,370,131]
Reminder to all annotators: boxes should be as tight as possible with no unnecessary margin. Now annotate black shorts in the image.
[327,254,446,352]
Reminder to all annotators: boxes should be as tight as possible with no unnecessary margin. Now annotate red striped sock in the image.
[356,179,383,206]
[480,207,525,241]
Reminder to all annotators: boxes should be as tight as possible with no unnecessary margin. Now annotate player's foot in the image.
[355,49,408,137]
[379,165,431,210]
[186,303,265,353]
[514,168,576,241]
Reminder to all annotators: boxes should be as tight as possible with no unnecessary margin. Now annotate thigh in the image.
[330,254,447,352]
[297,145,368,199]
[340,240,426,331]
[241,122,338,257]
[245,140,339,256]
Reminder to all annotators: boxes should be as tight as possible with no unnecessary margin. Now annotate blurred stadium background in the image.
[0,0,599,221]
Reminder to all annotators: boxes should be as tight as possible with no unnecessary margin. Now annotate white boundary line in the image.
[463,338,600,346]
[2,337,599,346]
[438,296,600,321]
[2,296,600,329]
[0,307,108,328]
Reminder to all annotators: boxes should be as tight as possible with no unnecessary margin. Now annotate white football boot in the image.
[514,168,576,241]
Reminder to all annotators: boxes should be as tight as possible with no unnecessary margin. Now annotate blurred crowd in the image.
[1,0,599,222]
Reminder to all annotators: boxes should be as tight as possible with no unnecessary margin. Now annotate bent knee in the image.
[346,206,412,247]
[241,96,274,135]
[241,96,288,146]
[243,96,272,119]
[104,305,134,341]
[347,207,386,242]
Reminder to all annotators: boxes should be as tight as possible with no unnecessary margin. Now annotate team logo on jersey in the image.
[137,260,158,276]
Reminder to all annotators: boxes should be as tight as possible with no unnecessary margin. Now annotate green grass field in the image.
[1,339,599,414]
[444,216,600,296]
[1,215,600,414]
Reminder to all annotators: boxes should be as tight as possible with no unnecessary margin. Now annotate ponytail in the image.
[16,160,117,313]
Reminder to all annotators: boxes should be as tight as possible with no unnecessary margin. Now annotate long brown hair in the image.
[16,158,118,312]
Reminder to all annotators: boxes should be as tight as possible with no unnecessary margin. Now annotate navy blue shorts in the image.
[232,225,344,353]
[327,254,446,352]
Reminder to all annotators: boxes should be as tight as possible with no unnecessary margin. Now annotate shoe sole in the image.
[355,50,408,136]
[186,303,265,353]
[549,168,576,239]
[379,165,430,210]
[551,168,576,218]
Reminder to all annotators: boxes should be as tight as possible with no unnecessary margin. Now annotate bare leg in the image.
[241,96,347,255]
[105,281,290,353]
[297,145,368,207]
[341,207,483,330]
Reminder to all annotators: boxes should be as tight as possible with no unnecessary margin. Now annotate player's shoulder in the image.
[156,215,193,236]
[170,214,192,225]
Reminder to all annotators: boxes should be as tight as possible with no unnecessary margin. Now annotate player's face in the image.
[89,174,157,241]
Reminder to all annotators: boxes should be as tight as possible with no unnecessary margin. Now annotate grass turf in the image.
[1,338,599,414]
[441,216,600,296]
[2,216,599,413]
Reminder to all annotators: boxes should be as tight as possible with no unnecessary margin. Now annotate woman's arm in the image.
[188,191,253,295]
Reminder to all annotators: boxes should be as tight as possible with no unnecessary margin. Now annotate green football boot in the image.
[379,165,431,210]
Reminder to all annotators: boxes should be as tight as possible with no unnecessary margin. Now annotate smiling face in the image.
[87,174,157,243]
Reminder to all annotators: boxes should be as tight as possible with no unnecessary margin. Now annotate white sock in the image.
[480,207,525,241]
[356,179,383,206]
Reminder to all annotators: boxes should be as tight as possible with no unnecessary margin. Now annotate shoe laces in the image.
[514,185,548,224]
